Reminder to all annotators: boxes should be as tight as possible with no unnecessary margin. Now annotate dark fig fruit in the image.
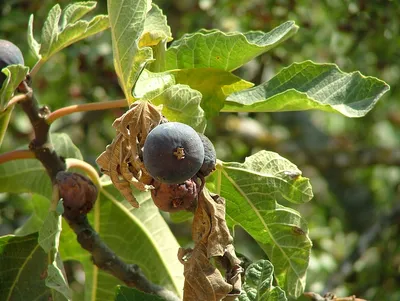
[0,39,24,86]
[151,178,199,212]
[56,171,98,220]
[143,122,205,184]
[197,133,217,177]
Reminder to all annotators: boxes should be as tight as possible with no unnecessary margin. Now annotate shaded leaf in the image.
[114,285,165,301]
[15,194,50,236]
[0,105,14,148]
[0,133,83,199]
[224,61,390,117]
[170,68,253,118]
[38,201,71,300]
[0,233,66,301]
[60,186,184,300]
[210,151,313,298]
[169,211,193,223]
[108,0,153,103]
[165,21,298,71]
[239,260,287,301]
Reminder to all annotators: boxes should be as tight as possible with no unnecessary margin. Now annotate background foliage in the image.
[0,0,399,300]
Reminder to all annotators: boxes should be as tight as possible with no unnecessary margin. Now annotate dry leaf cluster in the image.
[178,190,242,300]
[97,101,242,300]
[96,101,164,207]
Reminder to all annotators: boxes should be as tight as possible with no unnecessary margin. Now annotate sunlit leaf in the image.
[170,68,253,117]
[140,3,172,47]
[224,61,390,117]
[60,1,97,28]
[27,15,41,60]
[165,21,298,71]
[40,4,62,58]
[145,83,206,132]
[32,2,109,62]
[108,0,153,103]
[210,151,313,298]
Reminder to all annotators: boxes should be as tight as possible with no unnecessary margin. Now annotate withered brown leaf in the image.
[180,189,242,300]
[178,244,233,301]
[96,101,163,208]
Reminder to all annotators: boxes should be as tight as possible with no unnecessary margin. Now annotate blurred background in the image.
[1,0,399,300]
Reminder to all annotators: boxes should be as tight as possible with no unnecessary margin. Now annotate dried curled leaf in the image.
[178,244,232,301]
[96,101,163,208]
[179,189,242,300]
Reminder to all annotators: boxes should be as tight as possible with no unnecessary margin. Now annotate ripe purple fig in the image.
[143,122,205,184]
[0,39,24,86]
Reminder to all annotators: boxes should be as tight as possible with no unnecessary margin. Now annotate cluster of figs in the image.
[143,122,217,212]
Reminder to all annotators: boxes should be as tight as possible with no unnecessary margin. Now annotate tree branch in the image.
[14,79,181,301]
[66,214,181,301]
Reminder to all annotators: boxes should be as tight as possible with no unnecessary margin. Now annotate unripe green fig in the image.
[0,39,24,86]
[143,122,205,184]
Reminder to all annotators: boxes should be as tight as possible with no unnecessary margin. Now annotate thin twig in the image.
[0,149,35,165]
[46,99,127,124]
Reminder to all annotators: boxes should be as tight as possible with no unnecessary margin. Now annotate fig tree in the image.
[143,122,205,184]
[0,39,24,86]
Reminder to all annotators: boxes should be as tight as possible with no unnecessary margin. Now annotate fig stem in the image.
[5,93,29,109]
[0,149,35,164]
[66,158,101,188]
[47,98,128,124]
[29,59,44,78]
[173,147,185,160]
